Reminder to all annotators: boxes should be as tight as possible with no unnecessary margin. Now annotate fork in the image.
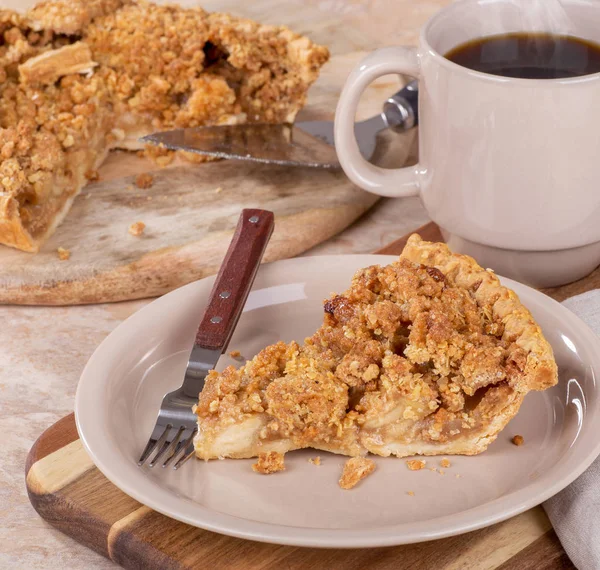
[138,209,275,470]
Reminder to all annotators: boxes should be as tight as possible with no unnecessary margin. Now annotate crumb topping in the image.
[128,221,145,236]
[339,457,375,490]
[406,459,426,471]
[308,456,321,466]
[252,451,285,474]
[56,246,70,260]
[134,172,153,189]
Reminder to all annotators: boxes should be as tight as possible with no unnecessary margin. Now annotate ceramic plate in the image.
[75,255,600,548]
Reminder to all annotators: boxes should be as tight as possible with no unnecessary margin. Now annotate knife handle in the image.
[382,80,418,133]
[194,209,274,351]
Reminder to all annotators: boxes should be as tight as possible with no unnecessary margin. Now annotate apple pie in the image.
[194,235,558,462]
[0,0,328,251]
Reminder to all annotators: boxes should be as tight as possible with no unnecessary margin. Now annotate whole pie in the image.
[0,0,328,251]
[194,236,558,461]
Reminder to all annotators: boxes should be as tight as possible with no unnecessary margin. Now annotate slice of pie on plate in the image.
[0,0,328,251]
[194,235,558,461]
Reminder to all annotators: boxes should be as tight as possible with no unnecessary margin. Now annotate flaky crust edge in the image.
[401,234,558,393]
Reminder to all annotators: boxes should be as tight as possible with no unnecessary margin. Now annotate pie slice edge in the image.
[194,235,558,462]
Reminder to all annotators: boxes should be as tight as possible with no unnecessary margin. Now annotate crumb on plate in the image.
[309,456,321,466]
[406,459,426,471]
[339,457,375,490]
[229,350,241,358]
[407,491,415,496]
[512,435,524,446]
[215,186,223,193]
[128,221,145,236]
[57,247,70,261]
[85,169,99,181]
[440,458,451,468]
[135,172,154,189]
[252,451,285,474]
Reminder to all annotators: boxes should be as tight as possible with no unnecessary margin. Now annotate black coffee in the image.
[445,33,600,79]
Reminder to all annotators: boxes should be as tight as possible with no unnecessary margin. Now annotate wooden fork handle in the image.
[194,209,274,351]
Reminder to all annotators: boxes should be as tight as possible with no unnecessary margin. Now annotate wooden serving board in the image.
[25,414,571,570]
[27,222,600,570]
[0,0,418,306]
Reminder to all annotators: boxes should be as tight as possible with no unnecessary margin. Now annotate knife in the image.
[140,81,418,169]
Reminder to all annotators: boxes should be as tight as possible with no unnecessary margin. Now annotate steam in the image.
[519,0,576,35]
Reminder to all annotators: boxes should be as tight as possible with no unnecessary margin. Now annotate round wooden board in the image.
[0,41,413,305]
[1,145,381,305]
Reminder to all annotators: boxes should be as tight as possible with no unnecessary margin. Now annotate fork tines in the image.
[138,425,198,469]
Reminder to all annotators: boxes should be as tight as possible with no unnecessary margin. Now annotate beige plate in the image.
[75,255,600,548]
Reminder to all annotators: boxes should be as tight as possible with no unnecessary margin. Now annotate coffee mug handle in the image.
[335,47,420,197]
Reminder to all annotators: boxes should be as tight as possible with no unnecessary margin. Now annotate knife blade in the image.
[140,81,418,169]
[142,123,341,169]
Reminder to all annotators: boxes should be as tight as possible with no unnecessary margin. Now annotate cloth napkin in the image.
[543,290,600,570]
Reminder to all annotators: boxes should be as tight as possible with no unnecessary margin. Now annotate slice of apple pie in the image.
[0,0,328,251]
[194,235,558,461]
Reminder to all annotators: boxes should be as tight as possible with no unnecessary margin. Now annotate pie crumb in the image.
[155,154,175,168]
[309,456,321,466]
[439,469,445,475]
[229,350,242,358]
[252,452,285,474]
[455,473,462,478]
[57,247,70,261]
[407,491,415,496]
[440,458,451,468]
[339,457,375,490]
[135,173,154,189]
[407,459,426,471]
[85,170,100,181]
[215,186,223,193]
[512,435,525,446]
[128,222,146,236]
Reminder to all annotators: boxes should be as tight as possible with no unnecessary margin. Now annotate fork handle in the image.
[195,209,274,351]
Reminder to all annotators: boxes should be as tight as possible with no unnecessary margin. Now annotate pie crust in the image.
[194,235,558,461]
[0,0,329,251]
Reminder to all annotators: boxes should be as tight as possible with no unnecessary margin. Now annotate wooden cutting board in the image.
[27,222,600,570]
[0,0,418,306]
[25,414,571,570]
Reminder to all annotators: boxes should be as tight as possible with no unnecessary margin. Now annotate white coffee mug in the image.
[334,0,600,288]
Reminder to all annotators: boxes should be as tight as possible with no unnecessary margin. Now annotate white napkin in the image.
[543,289,600,570]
